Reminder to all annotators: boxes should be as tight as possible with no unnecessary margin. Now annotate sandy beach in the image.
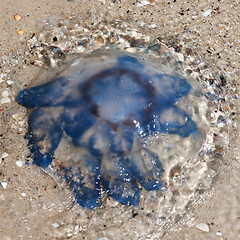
[0,0,239,239]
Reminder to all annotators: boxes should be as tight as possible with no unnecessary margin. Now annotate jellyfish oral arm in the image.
[27,108,63,168]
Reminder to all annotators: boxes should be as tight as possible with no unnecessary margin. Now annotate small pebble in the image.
[16,160,24,167]
[1,152,9,158]
[2,91,9,97]
[140,22,146,27]
[216,231,222,236]
[141,0,150,4]
[203,9,212,17]
[0,194,5,200]
[218,122,225,128]
[52,223,59,228]
[107,198,119,207]
[196,223,209,232]
[1,97,10,104]
[12,113,21,120]
[18,30,25,35]
[137,0,150,7]
[18,121,25,126]
[1,182,7,189]
[21,193,26,197]
[149,24,157,29]
[7,80,14,85]
[14,14,21,21]
[177,53,184,62]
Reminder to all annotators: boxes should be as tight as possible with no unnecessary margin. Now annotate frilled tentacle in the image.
[61,107,96,146]
[17,76,84,108]
[147,106,198,137]
[101,148,164,205]
[126,148,164,191]
[63,153,101,209]
[101,154,140,206]
[27,108,63,168]
[152,73,192,106]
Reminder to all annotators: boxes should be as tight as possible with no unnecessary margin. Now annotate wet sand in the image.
[0,0,239,239]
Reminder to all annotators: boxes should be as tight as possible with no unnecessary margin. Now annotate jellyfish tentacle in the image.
[127,148,164,191]
[108,127,134,153]
[27,107,63,168]
[148,105,198,137]
[101,154,140,206]
[62,107,97,146]
[63,152,101,209]
[152,73,192,105]
[17,76,84,108]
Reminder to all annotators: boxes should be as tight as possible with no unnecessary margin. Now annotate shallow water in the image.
[0,1,239,239]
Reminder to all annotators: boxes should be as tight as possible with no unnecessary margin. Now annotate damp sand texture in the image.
[0,0,240,239]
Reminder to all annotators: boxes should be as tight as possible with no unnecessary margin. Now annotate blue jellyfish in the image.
[17,51,200,209]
